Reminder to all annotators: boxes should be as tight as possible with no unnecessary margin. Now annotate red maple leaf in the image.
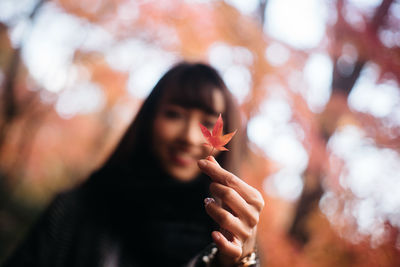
[199,114,237,154]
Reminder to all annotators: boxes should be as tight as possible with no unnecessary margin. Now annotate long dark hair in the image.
[102,61,243,176]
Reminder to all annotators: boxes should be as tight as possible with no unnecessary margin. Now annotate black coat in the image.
[2,164,217,267]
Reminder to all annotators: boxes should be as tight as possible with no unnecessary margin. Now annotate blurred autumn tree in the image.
[1,0,400,266]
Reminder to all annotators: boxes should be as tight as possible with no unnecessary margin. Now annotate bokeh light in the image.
[1,0,400,265]
[265,0,328,49]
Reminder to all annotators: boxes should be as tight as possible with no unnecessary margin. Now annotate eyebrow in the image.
[208,111,221,117]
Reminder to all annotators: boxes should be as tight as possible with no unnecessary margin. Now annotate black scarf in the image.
[3,153,215,267]
[80,154,216,266]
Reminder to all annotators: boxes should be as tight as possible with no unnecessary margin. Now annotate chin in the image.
[168,168,200,182]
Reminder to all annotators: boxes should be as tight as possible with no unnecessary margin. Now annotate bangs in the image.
[168,84,220,115]
[161,64,226,115]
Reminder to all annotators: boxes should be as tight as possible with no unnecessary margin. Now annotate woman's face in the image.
[152,90,225,182]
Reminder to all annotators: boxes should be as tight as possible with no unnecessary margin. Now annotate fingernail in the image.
[204,197,215,206]
[212,231,220,241]
[198,159,207,168]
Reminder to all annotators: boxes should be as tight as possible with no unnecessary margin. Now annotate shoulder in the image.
[33,188,86,241]
[1,189,86,267]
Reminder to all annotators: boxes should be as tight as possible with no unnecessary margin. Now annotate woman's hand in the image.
[198,156,264,266]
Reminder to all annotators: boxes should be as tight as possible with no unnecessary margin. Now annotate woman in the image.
[3,62,264,267]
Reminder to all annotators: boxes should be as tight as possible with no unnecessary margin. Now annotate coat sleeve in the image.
[2,192,80,267]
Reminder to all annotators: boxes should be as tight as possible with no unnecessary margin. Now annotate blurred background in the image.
[1,0,400,266]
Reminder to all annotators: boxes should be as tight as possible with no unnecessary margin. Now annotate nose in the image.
[179,118,204,146]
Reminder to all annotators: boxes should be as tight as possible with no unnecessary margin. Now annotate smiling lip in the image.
[170,151,197,166]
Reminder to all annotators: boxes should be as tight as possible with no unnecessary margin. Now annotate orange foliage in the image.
[1,0,400,266]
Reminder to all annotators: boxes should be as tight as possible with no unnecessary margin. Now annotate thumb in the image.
[206,156,220,166]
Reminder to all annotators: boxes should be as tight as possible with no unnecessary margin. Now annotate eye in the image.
[162,106,185,119]
[202,120,215,130]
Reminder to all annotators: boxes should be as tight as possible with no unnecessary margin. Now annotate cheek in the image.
[153,118,179,147]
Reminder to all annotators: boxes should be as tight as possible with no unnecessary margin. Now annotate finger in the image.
[212,231,242,260]
[210,182,259,227]
[206,156,219,166]
[198,159,265,211]
[204,198,252,241]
